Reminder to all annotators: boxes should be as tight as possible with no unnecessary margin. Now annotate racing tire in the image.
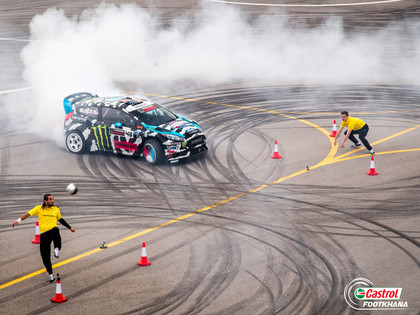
[143,138,164,164]
[66,131,86,154]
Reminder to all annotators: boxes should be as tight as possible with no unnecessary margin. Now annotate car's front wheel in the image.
[66,131,86,154]
[143,138,164,164]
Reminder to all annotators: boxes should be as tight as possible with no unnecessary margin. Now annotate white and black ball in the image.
[66,183,78,195]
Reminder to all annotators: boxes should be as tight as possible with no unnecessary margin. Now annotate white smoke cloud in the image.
[16,2,420,140]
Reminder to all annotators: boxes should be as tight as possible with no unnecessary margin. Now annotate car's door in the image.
[101,107,141,154]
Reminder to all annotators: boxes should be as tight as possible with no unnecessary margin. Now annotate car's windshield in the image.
[131,103,177,126]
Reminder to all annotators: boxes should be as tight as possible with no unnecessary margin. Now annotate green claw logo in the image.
[92,125,109,150]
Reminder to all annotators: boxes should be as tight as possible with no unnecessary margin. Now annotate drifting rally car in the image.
[63,92,207,164]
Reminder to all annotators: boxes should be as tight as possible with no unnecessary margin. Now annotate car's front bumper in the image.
[165,143,208,163]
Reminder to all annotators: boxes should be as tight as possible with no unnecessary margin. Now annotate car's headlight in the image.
[165,134,184,142]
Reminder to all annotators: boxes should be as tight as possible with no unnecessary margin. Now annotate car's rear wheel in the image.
[66,131,86,154]
[143,138,164,164]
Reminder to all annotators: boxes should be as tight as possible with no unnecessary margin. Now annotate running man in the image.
[12,194,76,282]
[334,111,375,155]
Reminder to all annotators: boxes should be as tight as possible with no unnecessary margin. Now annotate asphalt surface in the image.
[1,1,420,314]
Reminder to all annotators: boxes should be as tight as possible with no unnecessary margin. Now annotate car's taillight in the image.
[65,112,73,121]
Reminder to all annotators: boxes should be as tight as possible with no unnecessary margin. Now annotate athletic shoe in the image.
[351,143,361,147]
[54,247,59,258]
[370,149,375,155]
[49,273,55,283]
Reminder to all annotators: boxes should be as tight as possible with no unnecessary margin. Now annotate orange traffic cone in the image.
[367,155,378,175]
[51,274,67,303]
[32,221,40,244]
[271,140,282,159]
[329,120,337,137]
[137,242,151,266]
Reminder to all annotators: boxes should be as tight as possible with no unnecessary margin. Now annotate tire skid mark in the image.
[271,183,420,250]
[0,103,10,181]
[121,231,219,314]
[167,182,414,313]
[76,154,93,176]
[186,231,242,314]
[3,85,420,314]
[194,157,231,199]
[164,206,350,313]
[16,227,212,314]
[200,214,347,314]
[245,270,276,314]
[257,188,420,267]
[179,166,207,207]
[150,166,178,216]
[262,215,351,313]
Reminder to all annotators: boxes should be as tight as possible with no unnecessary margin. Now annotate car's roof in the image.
[76,96,156,112]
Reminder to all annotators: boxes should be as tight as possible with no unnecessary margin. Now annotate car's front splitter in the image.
[166,144,208,163]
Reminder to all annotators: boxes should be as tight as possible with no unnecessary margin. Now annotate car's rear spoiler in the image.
[63,92,95,114]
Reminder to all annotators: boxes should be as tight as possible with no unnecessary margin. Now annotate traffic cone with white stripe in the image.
[367,155,378,175]
[32,221,40,244]
[271,140,282,159]
[137,242,151,266]
[51,274,67,303]
[329,120,337,137]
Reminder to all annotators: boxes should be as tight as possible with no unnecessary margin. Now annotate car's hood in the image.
[161,118,201,136]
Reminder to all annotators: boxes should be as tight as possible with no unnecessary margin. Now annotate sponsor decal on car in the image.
[182,126,196,134]
[92,125,110,150]
[170,121,188,129]
[143,105,157,112]
[82,128,91,140]
[111,129,125,136]
[79,107,98,115]
[69,123,82,131]
[114,141,138,151]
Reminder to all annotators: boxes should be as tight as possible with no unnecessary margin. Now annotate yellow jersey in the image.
[340,116,365,131]
[28,205,62,233]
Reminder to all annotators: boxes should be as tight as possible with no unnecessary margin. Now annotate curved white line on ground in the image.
[0,87,33,95]
[0,38,31,95]
[206,0,404,7]
[0,37,30,42]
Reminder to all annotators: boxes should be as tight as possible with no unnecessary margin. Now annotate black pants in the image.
[40,227,61,274]
[344,124,372,151]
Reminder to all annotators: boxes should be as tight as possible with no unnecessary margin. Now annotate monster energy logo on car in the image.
[92,125,110,150]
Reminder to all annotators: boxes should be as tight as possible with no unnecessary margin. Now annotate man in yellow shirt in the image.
[12,194,76,282]
[334,111,375,155]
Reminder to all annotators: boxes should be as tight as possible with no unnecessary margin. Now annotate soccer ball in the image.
[66,183,78,195]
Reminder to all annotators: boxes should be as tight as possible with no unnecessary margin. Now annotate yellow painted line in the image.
[0,270,46,290]
[132,91,420,116]
[138,91,420,168]
[330,148,420,163]
[331,124,420,162]
[0,173,301,290]
[0,100,333,291]
[2,92,418,290]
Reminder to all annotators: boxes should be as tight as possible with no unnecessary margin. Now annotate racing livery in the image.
[63,92,207,164]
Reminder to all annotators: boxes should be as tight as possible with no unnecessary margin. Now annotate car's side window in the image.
[102,108,134,126]
[121,112,135,126]
[102,108,120,123]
